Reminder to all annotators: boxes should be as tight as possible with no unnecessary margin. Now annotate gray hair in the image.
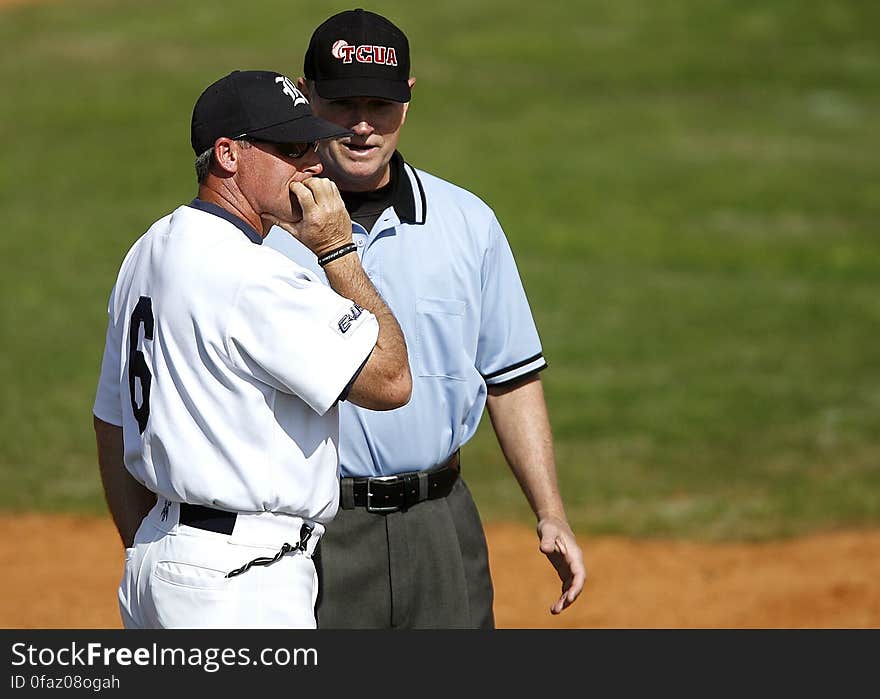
[194,147,213,184]
[194,140,252,183]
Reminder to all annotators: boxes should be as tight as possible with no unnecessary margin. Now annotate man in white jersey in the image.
[92,69,411,629]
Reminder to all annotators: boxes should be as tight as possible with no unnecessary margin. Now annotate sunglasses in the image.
[241,138,319,159]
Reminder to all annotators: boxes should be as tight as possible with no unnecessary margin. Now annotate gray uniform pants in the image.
[315,478,495,629]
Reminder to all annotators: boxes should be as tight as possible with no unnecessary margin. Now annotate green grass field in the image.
[1,0,877,540]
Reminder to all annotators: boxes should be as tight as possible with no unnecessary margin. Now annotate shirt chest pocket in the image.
[415,297,468,380]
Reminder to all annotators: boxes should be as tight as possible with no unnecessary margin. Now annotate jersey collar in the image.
[387,151,427,226]
[188,198,263,245]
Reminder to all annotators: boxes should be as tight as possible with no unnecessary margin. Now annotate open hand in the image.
[537,515,586,614]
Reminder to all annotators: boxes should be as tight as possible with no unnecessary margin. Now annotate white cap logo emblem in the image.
[275,75,308,106]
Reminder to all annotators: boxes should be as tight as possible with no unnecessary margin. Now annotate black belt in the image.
[341,451,460,513]
[177,502,314,579]
[179,503,237,535]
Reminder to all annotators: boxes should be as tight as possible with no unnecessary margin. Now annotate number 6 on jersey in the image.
[128,296,154,434]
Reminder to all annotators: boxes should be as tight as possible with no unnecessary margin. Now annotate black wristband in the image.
[317,243,358,267]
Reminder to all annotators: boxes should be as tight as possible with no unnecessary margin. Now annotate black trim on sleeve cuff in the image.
[485,363,547,388]
[482,352,545,381]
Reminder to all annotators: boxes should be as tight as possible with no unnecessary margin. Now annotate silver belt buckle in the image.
[365,475,400,514]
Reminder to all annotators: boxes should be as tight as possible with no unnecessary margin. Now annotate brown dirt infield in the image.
[1,514,878,628]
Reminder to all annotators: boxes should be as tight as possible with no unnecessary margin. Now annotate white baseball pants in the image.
[118,500,323,629]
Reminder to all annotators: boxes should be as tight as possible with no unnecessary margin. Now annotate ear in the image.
[401,78,416,121]
[212,137,240,176]
[296,77,311,99]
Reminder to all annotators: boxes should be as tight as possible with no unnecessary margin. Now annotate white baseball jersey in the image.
[93,200,378,523]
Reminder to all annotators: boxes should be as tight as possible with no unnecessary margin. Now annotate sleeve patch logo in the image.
[336,303,365,334]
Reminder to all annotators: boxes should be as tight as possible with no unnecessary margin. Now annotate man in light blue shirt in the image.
[267,8,585,627]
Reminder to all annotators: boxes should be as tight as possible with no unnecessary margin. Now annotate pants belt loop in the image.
[417,471,429,502]
[340,477,356,509]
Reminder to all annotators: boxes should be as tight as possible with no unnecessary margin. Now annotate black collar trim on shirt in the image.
[388,151,427,225]
[188,198,263,245]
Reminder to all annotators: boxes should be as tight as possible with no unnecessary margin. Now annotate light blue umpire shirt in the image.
[264,152,547,478]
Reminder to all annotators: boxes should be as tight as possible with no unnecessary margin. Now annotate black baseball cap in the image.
[190,70,352,155]
[304,9,411,102]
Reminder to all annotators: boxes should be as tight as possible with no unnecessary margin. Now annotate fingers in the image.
[290,177,346,227]
[555,535,568,557]
[286,177,352,256]
[538,522,586,615]
[557,558,587,612]
[550,565,585,615]
[550,580,583,614]
[538,522,560,554]
[551,594,567,615]
[293,176,342,212]
[289,180,317,216]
